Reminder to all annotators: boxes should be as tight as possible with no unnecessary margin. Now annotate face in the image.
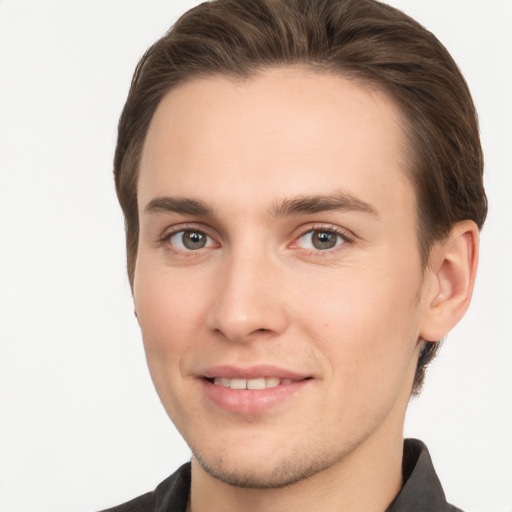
[134,68,433,488]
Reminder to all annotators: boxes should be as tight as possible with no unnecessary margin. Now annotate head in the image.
[114,0,486,488]
[114,0,486,395]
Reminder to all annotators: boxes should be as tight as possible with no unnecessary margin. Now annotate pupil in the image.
[183,231,206,250]
[313,231,337,250]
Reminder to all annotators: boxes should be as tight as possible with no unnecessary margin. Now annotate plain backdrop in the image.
[0,1,511,511]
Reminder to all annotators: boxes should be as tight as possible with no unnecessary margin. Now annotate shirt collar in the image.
[386,438,460,511]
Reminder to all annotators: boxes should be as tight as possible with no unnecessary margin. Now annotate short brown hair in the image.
[114,0,487,393]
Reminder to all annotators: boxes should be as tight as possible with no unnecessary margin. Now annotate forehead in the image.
[138,67,414,219]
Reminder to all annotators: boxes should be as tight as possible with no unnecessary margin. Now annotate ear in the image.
[420,220,480,342]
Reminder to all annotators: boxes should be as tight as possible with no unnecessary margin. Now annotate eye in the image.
[296,229,346,251]
[168,230,214,251]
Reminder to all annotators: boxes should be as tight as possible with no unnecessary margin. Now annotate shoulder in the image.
[99,462,191,512]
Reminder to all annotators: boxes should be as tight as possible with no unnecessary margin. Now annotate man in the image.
[103,0,486,510]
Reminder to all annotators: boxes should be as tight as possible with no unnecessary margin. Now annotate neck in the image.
[188,428,405,512]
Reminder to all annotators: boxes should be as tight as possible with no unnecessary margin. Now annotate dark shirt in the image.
[101,439,462,512]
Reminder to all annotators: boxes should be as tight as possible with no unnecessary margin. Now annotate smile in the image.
[201,367,313,414]
[212,377,297,390]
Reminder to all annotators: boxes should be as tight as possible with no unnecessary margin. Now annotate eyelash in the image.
[291,224,352,255]
[158,224,217,257]
[158,223,352,256]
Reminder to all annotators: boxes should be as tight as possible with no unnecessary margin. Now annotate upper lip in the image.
[201,365,311,381]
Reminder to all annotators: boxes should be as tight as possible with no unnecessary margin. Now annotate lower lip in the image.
[202,379,312,415]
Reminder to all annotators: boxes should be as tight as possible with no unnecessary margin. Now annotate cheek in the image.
[133,266,210,419]
[293,262,423,378]
[299,266,419,330]
[298,273,422,430]
[134,265,204,361]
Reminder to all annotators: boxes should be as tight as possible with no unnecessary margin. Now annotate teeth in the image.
[212,377,292,389]
[265,377,280,388]
[247,377,266,390]
[229,378,246,390]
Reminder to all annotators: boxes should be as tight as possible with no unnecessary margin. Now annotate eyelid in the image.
[158,223,220,252]
[156,222,353,254]
[289,223,354,250]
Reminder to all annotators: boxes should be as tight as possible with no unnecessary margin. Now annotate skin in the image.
[134,68,478,512]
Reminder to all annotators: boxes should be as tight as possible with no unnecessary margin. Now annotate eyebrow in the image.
[144,197,215,217]
[269,192,378,218]
[143,192,377,219]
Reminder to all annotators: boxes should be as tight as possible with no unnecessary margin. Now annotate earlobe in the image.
[420,220,479,342]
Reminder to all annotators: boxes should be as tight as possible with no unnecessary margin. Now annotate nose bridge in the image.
[206,243,288,341]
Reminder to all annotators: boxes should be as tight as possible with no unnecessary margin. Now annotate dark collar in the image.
[387,438,462,512]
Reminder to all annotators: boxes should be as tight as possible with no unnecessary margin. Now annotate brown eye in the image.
[297,230,345,251]
[169,230,211,250]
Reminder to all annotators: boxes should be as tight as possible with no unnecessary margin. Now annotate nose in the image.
[206,250,289,343]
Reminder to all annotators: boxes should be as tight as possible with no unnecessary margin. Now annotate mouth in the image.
[200,366,314,414]
[208,376,309,390]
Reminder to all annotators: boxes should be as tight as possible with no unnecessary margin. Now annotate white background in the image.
[0,1,511,511]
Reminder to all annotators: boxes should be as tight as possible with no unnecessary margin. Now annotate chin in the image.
[191,441,346,489]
